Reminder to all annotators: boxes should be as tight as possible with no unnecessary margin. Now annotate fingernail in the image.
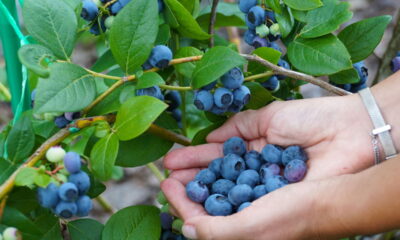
[182,225,198,239]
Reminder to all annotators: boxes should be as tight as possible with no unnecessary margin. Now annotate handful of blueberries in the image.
[185,137,308,216]
[37,149,93,219]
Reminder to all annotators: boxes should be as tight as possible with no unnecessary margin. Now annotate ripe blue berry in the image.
[165,91,181,110]
[136,86,164,100]
[262,76,280,92]
[160,212,174,230]
[210,105,228,115]
[252,36,269,48]
[158,0,165,12]
[253,185,267,199]
[281,145,307,165]
[266,163,281,175]
[208,158,223,178]
[201,81,217,91]
[76,195,93,217]
[391,57,400,73]
[228,103,244,113]
[205,194,233,216]
[221,154,245,181]
[246,6,265,28]
[37,183,59,208]
[68,171,91,195]
[223,137,246,156]
[221,67,244,90]
[277,59,290,80]
[54,115,70,128]
[110,0,131,15]
[64,112,81,121]
[89,19,106,35]
[260,167,278,184]
[171,108,182,122]
[211,179,235,196]
[269,42,282,52]
[31,89,37,101]
[261,144,283,164]
[186,180,209,203]
[58,182,79,202]
[228,184,254,206]
[244,30,256,45]
[81,0,99,21]
[353,61,368,83]
[142,60,153,70]
[194,90,214,111]
[265,10,276,23]
[233,85,251,106]
[213,88,233,108]
[238,0,257,13]
[64,152,82,174]
[195,169,217,185]
[284,159,307,183]
[350,82,367,93]
[237,170,259,188]
[265,175,288,192]
[149,45,173,69]
[244,150,262,171]
[237,202,251,212]
[55,201,77,218]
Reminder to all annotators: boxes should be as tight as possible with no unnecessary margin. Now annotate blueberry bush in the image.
[0,0,396,239]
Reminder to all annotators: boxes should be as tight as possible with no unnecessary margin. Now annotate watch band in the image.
[359,88,398,163]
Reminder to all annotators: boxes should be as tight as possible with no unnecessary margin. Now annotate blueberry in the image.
[350,82,367,93]
[158,0,165,12]
[64,112,81,121]
[211,179,235,196]
[205,194,233,216]
[261,76,280,92]
[393,57,400,72]
[265,175,288,192]
[269,42,282,53]
[284,159,308,183]
[261,144,283,164]
[265,10,276,24]
[76,195,93,217]
[244,150,262,171]
[201,81,217,91]
[37,183,59,208]
[228,103,244,113]
[214,88,233,108]
[238,0,257,13]
[277,59,291,80]
[81,0,98,21]
[237,170,259,188]
[233,85,251,106]
[142,60,153,70]
[353,61,368,83]
[89,18,106,35]
[58,182,79,202]
[160,212,174,230]
[64,152,82,174]
[221,67,244,90]
[165,91,182,110]
[194,90,214,111]
[259,167,277,184]
[247,6,265,28]
[237,202,251,212]
[266,163,281,175]
[31,89,37,101]
[221,154,245,181]
[281,145,307,165]
[105,16,115,29]
[208,158,223,177]
[54,115,70,128]
[223,137,246,156]
[228,184,253,206]
[252,36,269,48]
[171,108,182,122]
[331,82,352,92]
[195,169,217,185]
[161,231,182,240]
[55,201,77,218]
[244,29,256,45]
[68,171,91,195]
[149,45,173,69]
[209,105,228,115]
[136,86,164,100]
[110,0,131,15]
[268,34,281,42]
[253,185,267,199]
[186,180,209,203]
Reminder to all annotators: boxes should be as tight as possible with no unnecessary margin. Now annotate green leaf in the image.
[32,119,58,139]
[2,207,42,235]
[119,85,136,104]
[0,159,18,185]
[192,46,245,89]
[87,175,106,198]
[23,0,77,60]
[196,3,245,29]
[179,0,198,14]
[283,0,322,11]
[64,127,96,155]
[7,187,39,214]
[329,68,360,84]
[7,114,35,163]
[244,82,275,109]
[34,172,52,187]
[136,72,165,89]
[18,44,55,78]
[266,0,282,14]
[40,220,63,240]
[114,96,168,141]
[300,0,352,38]
[164,0,210,40]
[15,167,38,186]
[155,24,171,45]
[109,0,159,74]
[291,9,308,22]
[287,34,352,76]
[68,219,104,240]
[174,47,203,78]
[88,83,131,116]
[116,132,173,167]
[90,133,119,181]
[102,205,161,240]
[338,15,392,62]
[34,63,96,113]
[248,47,282,75]
[191,122,224,146]
[91,50,116,73]
[275,6,295,37]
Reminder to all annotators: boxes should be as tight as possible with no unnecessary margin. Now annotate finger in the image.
[163,143,223,170]
[170,169,202,185]
[160,178,207,220]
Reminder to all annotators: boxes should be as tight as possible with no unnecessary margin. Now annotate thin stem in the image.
[95,195,115,214]
[104,0,117,8]
[0,195,7,221]
[148,124,191,146]
[146,163,165,182]
[83,80,124,114]
[159,85,192,91]
[208,0,219,48]
[85,68,122,81]
[244,71,274,81]
[0,82,11,101]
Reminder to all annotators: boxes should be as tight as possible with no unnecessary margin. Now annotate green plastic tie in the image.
[0,1,29,45]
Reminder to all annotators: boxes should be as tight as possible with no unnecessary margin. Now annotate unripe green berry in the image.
[156,191,168,205]
[46,146,66,163]
[95,121,111,138]
[270,23,281,36]
[105,16,115,29]
[33,113,45,120]
[172,219,184,233]
[161,203,170,213]
[256,25,270,38]
[3,227,21,240]
[43,112,59,121]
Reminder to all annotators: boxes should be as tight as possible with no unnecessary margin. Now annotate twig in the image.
[148,124,191,146]
[146,163,165,182]
[103,0,117,8]
[0,195,7,221]
[208,0,219,48]
[95,195,115,214]
[244,71,274,81]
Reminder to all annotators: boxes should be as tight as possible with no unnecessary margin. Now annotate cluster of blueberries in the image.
[0,227,20,240]
[37,149,93,219]
[81,0,164,35]
[185,137,308,216]
[157,192,187,240]
[391,52,400,73]
[332,62,368,93]
[193,67,251,115]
